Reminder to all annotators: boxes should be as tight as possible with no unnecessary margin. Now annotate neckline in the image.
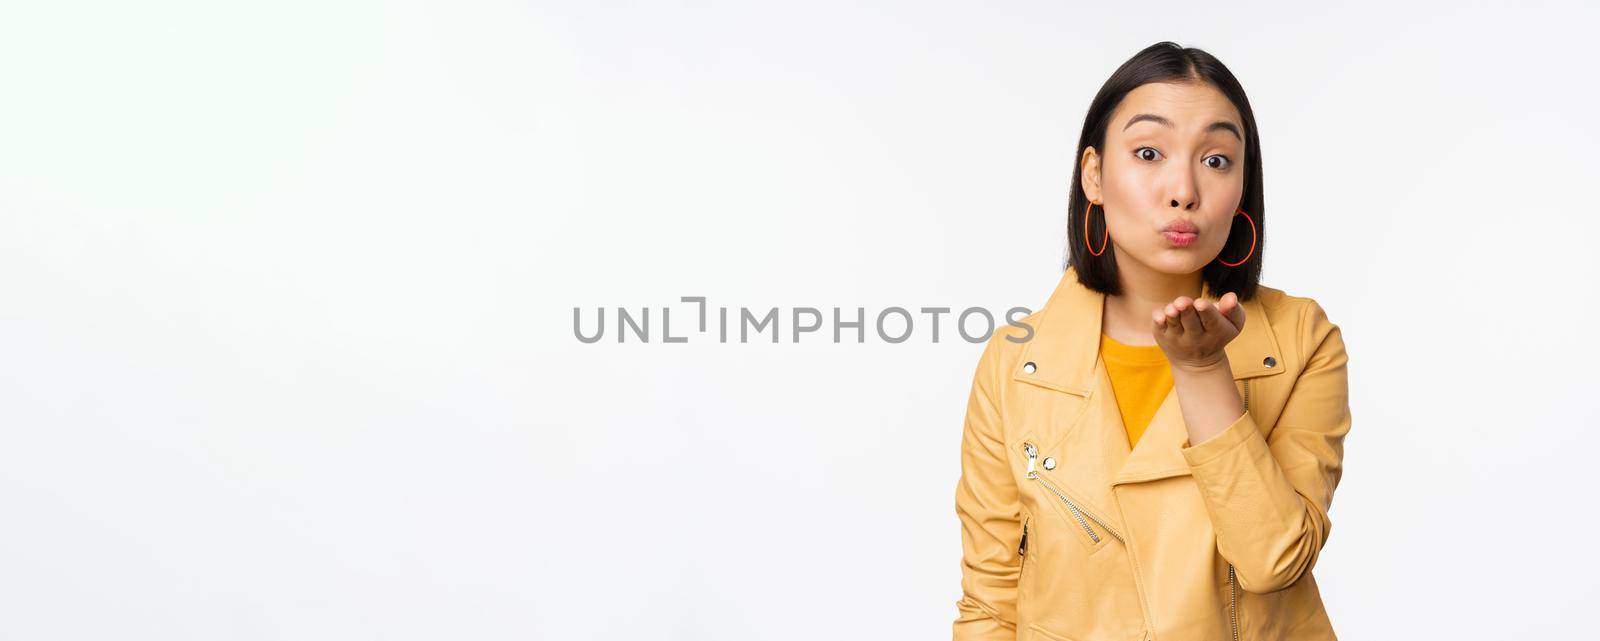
[1100,333,1169,364]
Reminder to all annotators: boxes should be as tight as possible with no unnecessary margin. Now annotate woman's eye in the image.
[1133,147,1230,169]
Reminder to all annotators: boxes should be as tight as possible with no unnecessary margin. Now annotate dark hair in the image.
[1066,41,1264,301]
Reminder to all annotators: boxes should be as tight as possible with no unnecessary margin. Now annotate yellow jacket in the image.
[953,266,1352,641]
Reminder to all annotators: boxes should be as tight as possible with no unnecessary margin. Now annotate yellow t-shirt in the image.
[1099,333,1174,449]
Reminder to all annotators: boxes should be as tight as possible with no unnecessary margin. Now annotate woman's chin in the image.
[1134,250,1210,275]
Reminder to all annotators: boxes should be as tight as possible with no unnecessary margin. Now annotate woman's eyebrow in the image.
[1123,113,1243,142]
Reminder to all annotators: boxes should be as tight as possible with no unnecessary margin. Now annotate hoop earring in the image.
[1216,207,1257,267]
[1084,201,1109,256]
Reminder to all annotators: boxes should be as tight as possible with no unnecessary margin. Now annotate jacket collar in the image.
[1013,266,1288,487]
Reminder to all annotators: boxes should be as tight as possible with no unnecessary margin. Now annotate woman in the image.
[952,42,1352,641]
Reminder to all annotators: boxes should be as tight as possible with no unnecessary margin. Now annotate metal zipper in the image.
[1019,518,1029,556]
[1228,564,1239,641]
[1241,377,1251,417]
[1227,378,1250,641]
[1018,517,1030,576]
[1022,442,1123,544]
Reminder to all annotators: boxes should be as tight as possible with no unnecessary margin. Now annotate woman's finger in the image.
[1163,302,1183,336]
[1177,298,1204,334]
[1220,292,1246,329]
[1151,310,1169,341]
[1195,297,1233,333]
[1218,292,1236,314]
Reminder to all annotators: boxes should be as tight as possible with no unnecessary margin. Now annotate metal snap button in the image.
[1042,457,1056,470]
[1263,356,1277,368]
[1023,362,1036,374]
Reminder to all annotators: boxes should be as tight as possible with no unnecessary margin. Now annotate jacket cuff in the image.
[1181,408,1258,468]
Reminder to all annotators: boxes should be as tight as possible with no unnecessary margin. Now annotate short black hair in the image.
[1066,41,1265,301]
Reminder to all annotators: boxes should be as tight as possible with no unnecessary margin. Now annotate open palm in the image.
[1151,292,1247,370]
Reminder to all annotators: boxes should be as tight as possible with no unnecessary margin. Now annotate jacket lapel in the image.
[1013,267,1289,490]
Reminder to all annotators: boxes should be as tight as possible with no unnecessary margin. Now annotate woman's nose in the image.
[1166,167,1199,210]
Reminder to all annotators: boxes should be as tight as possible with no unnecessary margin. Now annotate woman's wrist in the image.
[1170,353,1246,446]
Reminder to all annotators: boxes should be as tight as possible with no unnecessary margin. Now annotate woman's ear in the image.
[1080,146,1102,203]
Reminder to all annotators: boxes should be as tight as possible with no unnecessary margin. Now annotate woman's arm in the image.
[953,333,1023,641]
[1154,292,1250,445]
[1175,299,1353,593]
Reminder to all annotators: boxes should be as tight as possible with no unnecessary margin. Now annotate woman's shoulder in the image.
[1254,281,1336,318]
[1253,283,1343,354]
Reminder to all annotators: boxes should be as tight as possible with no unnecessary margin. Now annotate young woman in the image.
[952,42,1352,641]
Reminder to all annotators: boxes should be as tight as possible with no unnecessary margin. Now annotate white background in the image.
[3,1,1597,639]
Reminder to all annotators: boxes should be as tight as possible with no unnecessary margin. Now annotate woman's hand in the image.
[1151,292,1246,372]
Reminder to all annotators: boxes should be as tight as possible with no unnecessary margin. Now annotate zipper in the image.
[1022,442,1122,544]
[1018,517,1030,573]
[1227,378,1250,641]
[1019,518,1029,556]
[1228,564,1239,641]
[1241,377,1251,416]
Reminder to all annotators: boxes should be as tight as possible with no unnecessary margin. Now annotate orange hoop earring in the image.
[1216,207,1256,267]
[1084,201,1109,256]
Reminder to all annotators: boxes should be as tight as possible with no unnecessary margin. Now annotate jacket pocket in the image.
[1017,513,1032,597]
[1021,441,1118,552]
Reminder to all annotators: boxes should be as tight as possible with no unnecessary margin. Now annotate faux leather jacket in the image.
[953,266,1351,641]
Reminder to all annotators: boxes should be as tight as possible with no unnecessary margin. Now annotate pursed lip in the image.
[1160,219,1199,234]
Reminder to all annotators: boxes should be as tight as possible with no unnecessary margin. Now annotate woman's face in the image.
[1081,81,1247,277]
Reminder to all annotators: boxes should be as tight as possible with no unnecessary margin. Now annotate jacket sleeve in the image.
[1179,299,1351,594]
[952,333,1023,640]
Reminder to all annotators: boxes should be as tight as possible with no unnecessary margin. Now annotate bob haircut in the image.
[1066,41,1265,302]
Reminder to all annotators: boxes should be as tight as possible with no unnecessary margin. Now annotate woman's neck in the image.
[1102,259,1204,347]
